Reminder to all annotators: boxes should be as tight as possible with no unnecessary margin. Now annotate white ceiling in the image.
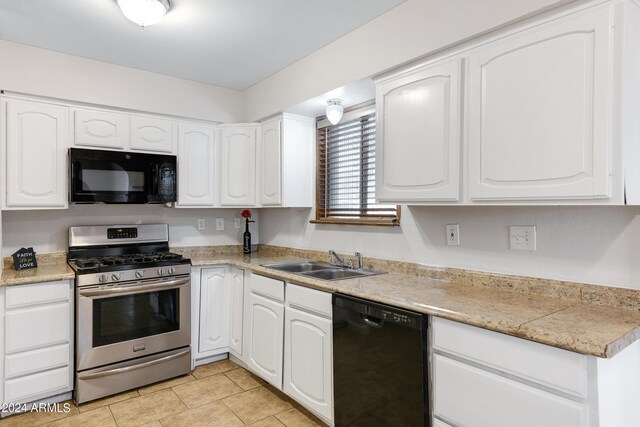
[0,0,405,90]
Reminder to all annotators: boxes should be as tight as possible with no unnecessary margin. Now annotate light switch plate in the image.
[234,218,241,229]
[509,225,536,251]
[215,218,224,231]
[197,218,205,230]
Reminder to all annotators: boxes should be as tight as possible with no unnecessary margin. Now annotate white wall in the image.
[0,40,244,123]
[260,206,640,290]
[244,0,573,120]
[1,205,259,256]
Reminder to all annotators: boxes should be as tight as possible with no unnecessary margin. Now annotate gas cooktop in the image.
[70,251,189,274]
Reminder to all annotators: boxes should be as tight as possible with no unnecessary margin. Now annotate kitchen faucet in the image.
[329,250,345,266]
[329,250,364,270]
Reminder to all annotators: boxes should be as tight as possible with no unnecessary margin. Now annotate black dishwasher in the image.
[333,293,429,426]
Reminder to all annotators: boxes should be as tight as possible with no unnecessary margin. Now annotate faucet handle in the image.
[354,252,363,270]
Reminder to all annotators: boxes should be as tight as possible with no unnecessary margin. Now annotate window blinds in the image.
[316,111,399,226]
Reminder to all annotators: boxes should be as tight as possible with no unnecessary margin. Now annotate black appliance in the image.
[69,148,177,204]
[332,294,429,426]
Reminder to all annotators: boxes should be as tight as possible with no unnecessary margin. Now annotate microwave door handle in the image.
[151,164,159,195]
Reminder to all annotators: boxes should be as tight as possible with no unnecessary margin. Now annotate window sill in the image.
[310,219,400,227]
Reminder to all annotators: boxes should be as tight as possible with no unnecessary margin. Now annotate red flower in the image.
[241,209,252,219]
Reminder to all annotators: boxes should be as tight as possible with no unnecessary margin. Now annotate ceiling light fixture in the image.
[326,99,344,125]
[117,0,171,28]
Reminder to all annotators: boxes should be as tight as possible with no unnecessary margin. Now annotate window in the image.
[313,103,400,226]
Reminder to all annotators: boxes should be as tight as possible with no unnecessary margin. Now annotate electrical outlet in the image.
[445,224,460,246]
[197,218,205,230]
[215,218,224,231]
[234,218,241,229]
[509,225,537,251]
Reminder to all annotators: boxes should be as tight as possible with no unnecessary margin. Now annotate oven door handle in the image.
[78,277,190,297]
[77,348,190,380]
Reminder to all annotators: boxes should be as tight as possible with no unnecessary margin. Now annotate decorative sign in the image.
[12,247,38,270]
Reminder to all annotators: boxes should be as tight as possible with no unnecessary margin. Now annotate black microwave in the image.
[69,148,177,204]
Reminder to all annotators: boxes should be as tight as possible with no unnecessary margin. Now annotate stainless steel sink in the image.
[300,268,385,281]
[261,261,334,273]
[261,260,386,281]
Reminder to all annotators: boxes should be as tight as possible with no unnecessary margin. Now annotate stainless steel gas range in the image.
[67,224,191,404]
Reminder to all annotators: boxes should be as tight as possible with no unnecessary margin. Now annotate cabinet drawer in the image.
[433,317,587,398]
[250,274,284,302]
[434,355,588,427]
[5,303,70,354]
[286,284,331,317]
[6,281,70,309]
[5,344,70,379]
[5,366,71,404]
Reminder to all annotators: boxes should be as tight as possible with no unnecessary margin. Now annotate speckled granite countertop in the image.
[180,247,640,359]
[1,253,75,286]
[2,246,639,359]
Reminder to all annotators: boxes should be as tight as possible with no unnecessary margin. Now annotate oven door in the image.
[69,148,176,204]
[76,275,190,371]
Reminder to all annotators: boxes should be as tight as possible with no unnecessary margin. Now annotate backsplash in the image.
[260,205,640,291]
[1,204,259,256]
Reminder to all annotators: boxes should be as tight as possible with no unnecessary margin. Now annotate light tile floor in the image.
[1,359,326,427]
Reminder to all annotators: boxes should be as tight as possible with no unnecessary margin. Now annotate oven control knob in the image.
[168,267,175,275]
[135,271,144,279]
[111,273,121,281]
[99,274,108,283]
[157,268,164,276]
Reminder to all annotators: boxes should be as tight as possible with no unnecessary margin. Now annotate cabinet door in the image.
[220,126,257,206]
[247,292,284,389]
[260,119,282,206]
[5,99,68,208]
[73,108,128,150]
[199,268,230,353]
[376,59,462,202]
[131,116,175,153]
[467,6,611,201]
[284,306,332,421]
[177,123,216,207]
[434,355,588,426]
[229,267,245,355]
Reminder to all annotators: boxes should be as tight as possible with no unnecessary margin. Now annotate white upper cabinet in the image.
[72,108,128,150]
[177,123,216,207]
[130,115,175,153]
[220,125,257,206]
[376,58,462,202]
[466,5,612,201]
[4,98,69,209]
[259,119,282,206]
[259,114,314,207]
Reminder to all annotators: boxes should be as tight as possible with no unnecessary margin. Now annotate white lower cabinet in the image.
[434,355,587,427]
[284,284,333,423]
[198,268,230,353]
[0,280,74,411]
[432,317,640,427]
[192,266,245,365]
[229,267,244,356]
[246,287,284,388]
